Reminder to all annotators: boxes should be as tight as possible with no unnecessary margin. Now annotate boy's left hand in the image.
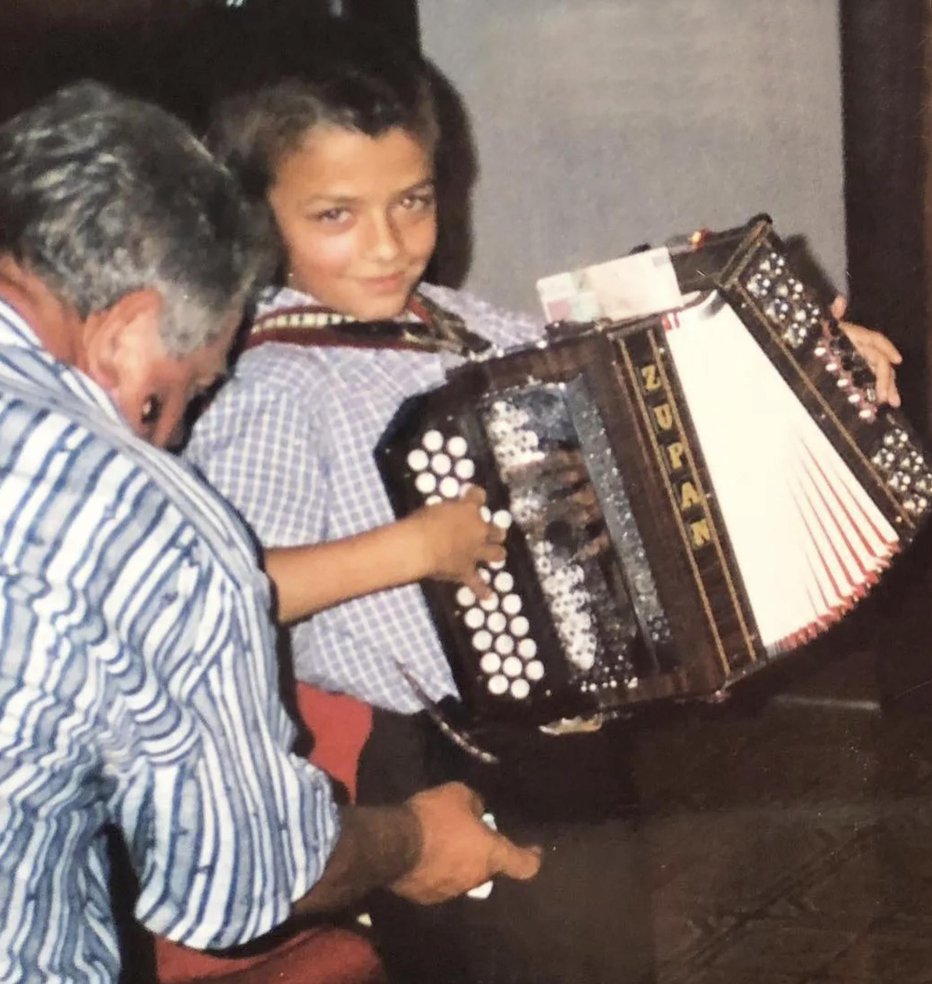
[831,296,903,408]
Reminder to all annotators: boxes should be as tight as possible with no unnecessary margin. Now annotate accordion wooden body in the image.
[378,217,932,728]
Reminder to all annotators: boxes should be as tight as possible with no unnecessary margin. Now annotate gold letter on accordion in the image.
[653,403,674,432]
[666,441,687,471]
[689,518,712,549]
[640,363,661,392]
[679,480,702,511]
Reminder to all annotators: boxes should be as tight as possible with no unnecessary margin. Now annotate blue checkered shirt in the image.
[185,284,543,713]
[0,300,339,983]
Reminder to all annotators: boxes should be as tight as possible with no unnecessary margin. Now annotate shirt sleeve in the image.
[114,522,341,949]
[185,366,330,548]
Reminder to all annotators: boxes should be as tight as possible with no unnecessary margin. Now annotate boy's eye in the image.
[399,191,436,212]
[312,207,351,223]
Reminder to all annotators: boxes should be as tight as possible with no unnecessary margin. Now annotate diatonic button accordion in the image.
[377,217,932,728]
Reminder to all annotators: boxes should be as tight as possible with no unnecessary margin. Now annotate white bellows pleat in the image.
[665,295,898,652]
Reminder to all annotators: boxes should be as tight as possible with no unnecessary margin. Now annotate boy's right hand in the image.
[410,486,505,597]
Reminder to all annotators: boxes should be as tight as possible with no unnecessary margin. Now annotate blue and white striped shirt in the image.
[0,300,339,983]
[185,284,543,713]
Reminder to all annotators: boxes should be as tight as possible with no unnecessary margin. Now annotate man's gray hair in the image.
[0,81,272,356]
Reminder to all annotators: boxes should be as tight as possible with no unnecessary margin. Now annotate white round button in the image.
[487,612,507,633]
[439,477,460,498]
[422,429,444,452]
[488,674,508,695]
[493,572,514,593]
[430,453,452,475]
[414,472,437,495]
[456,586,476,607]
[447,435,468,457]
[407,448,429,471]
[502,656,522,677]
[463,607,485,630]
[510,679,531,700]
[480,652,501,675]
[502,594,522,615]
[525,660,545,681]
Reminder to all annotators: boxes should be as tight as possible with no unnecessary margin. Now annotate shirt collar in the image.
[0,297,126,428]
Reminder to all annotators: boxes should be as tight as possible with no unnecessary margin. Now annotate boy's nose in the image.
[366,213,403,261]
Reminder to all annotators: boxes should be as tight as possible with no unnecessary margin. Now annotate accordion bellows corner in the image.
[378,217,932,727]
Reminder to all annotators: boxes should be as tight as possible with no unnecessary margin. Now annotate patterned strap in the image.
[246,291,491,357]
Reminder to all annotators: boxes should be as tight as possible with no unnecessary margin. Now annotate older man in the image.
[0,81,538,984]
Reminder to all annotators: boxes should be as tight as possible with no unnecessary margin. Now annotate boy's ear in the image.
[81,289,164,393]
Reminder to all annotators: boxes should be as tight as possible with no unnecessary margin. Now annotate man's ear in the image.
[81,289,165,393]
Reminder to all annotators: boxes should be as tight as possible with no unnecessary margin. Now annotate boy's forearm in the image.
[291,803,422,916]
[264,516,430,624]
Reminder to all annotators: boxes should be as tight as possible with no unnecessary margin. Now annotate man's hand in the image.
[409,486,506,598]
[391,782,542,905]
[831,296,903,408]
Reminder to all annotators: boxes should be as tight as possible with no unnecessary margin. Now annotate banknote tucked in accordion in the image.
[378,216,932,729]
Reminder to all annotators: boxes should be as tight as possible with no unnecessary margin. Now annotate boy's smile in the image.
[269,125,437,321]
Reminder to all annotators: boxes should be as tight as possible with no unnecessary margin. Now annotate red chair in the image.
[152,686,382,984]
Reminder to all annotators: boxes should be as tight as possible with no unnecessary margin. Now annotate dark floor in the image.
[632,606,932,984]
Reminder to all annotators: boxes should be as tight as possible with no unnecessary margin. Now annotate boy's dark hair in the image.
[207,37,439,209]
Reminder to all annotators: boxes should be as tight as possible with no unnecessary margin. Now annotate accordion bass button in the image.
[454,459,476,480]
[472,630,493,651]
[510,616,530,637]
[495,636,516,657]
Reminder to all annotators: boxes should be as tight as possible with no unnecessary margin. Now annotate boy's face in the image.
[269,125,437,321]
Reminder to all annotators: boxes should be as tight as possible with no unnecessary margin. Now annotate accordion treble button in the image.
[480,652,501,675]
[526,660,545,681]
[510,679,531,700]
[407,449,429,471]
[456,586,476,607]
[422,429,444,452]
[488,674,508,696]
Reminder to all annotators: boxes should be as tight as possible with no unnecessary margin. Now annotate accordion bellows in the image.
[378,218,932,727]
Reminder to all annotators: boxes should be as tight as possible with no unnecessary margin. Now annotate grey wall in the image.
[420,0,846,316]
